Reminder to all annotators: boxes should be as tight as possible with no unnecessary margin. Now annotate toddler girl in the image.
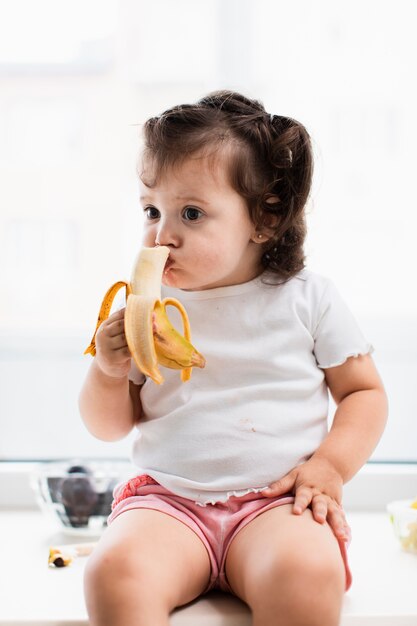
[79,90,388,626]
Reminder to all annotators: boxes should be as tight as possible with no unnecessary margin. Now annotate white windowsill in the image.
[0,509,416,626]
[1,462,417,625]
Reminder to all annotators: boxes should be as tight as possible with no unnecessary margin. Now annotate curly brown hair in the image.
[141,90,313,281]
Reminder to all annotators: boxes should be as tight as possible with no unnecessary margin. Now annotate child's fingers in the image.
[262,469,296,498]
[97,311,126,340]
[109,307,126,319]
[105,307,125,326]
[326,503,350,541]
[292,486,313,514]
[311,494,350,540]
[119,346,131,359]
[95,324,130,363]
[310,494,328,523]
[106,318,126,338]
[108,334,128,351]
[108,345,131,361]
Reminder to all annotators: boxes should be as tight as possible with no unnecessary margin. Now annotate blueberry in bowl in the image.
[60,472,99,528]
[32,460,134,536]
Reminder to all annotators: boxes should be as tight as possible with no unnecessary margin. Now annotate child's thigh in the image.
[224,503,345,606]
[85,508,211,609]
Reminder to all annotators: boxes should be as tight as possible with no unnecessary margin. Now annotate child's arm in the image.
[79,308,142,441]
[263,353,388,539]
[314,353,388,483]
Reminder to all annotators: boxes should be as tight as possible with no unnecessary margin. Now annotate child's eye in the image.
[183,207,203,221]
[144,206,160,220]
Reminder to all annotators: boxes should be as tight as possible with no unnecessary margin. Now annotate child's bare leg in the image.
[225,503,345,626]
[84,508,211,626]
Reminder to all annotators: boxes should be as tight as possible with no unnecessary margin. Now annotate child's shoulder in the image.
[268,268,343,317]
[276,268,335,296]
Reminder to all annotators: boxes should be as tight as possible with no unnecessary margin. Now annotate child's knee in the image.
[83,540,173,624]
[249,548,345,607]
[246,550,344,626]
[84,541,146,598]
[290,549,345,596]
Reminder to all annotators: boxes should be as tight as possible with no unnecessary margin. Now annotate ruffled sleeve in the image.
[313,279,374,369]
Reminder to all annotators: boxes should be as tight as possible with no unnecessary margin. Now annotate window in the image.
[0,0,415,461]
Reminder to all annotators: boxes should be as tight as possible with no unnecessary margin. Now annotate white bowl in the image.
[387,499,417,553]
[31,460,134,537]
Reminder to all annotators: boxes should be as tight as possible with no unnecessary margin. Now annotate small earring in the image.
[257,234,263,239]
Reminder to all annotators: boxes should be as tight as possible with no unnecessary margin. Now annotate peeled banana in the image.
[84,246,205,384]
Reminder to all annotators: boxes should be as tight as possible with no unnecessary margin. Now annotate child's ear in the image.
[251,206,280,243]
[251,232,269,243]
[251,226,276,244]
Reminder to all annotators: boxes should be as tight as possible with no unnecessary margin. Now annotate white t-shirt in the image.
[128,269,373,505]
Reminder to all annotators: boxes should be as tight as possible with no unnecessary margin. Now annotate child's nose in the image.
[155,219,180,248]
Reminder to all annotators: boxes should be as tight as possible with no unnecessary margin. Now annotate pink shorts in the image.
[108,475,352,593]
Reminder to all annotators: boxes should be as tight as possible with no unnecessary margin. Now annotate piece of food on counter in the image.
[84,246,205,384]
[48,542,97,568]
[387,498,417,553]
[400,499,417,550]
[400,522,417,551]
[48,548,73,568]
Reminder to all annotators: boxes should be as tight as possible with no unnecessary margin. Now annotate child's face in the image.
[139,153,264,291]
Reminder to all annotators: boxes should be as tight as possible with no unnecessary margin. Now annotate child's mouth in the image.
[164,258,174,274]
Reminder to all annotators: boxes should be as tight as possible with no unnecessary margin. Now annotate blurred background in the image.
[0,0,415,462]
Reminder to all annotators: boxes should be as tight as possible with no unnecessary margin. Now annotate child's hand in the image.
[262,456,349,541]
[94,308,132,379]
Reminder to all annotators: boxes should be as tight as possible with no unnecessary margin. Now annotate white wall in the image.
[0,0,416,460]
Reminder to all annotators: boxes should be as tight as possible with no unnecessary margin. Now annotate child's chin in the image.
[162,272,184,289]
[162,274,199,291]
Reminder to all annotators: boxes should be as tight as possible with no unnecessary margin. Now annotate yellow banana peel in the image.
[84,246,205,384]
[48,547,73,568]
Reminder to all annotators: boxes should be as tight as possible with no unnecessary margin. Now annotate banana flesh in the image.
[84,246,205,384]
